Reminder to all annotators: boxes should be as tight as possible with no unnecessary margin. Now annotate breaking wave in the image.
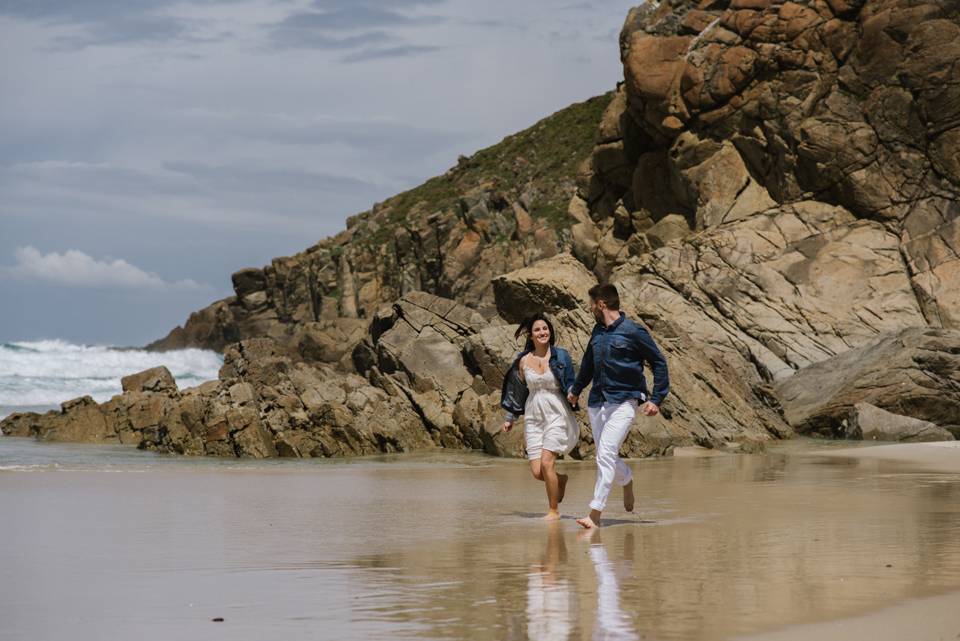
[0,340,223,419]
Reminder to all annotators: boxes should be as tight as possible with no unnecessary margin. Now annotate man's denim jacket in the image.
[500,347,579,422]
[571,312,670,408]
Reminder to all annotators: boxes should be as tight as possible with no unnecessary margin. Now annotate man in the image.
[567,283,670,528]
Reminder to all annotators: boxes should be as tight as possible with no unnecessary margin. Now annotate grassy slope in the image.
[332,92,614,250]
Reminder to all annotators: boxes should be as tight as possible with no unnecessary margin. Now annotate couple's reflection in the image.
[526,523,578,640]
[525,524,638,640]
[579,527,638,640]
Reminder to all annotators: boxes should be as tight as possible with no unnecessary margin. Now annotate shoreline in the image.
[804,440,960,474]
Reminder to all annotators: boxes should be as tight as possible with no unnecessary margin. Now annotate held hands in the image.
[566,393,657,415]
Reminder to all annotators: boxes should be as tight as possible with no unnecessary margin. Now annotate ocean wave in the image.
[0,340,223,416]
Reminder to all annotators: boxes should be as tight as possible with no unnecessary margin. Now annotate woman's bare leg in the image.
[529,457,543,481]
[539,450,561,521]
[557,472,568,504]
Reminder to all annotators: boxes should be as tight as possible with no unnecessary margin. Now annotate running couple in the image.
[500,283,670,527]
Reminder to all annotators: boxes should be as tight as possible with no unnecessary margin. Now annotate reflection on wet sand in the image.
[524,525,642,640]
[3,441,960,640]
[579,528,639,640]
[526,523,578,640]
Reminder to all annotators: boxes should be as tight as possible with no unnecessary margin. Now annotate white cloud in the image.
[2,246,212,291]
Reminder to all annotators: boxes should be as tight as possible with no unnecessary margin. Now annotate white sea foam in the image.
[0,340,223,418]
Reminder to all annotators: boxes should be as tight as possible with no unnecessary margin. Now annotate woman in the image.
[501,313,580,521]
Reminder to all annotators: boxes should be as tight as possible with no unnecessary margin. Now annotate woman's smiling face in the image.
[531,320,551,348]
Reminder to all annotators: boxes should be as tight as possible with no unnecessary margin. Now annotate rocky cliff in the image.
[566,0,960,437]
[5,0,960,455]
[144,96,613,362]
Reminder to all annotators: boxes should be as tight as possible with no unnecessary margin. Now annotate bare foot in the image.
[576,515,600,529]
[623,479,635,513]
[539,512,561,521]
[557,474,568,504]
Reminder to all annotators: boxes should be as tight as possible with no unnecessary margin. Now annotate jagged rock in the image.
[146,300,242,353]
[843,402,954,442]
[646,214,692,249]
[901,198,960,330]
[295,319,367,370]
[359,291,494,451]
[491,254,793,454]
[774,328,960,437]
[121,366,179,395]
[492,253,595,323]
[610,200,928,384]
[579,0,960,358]
[0,384,184,446]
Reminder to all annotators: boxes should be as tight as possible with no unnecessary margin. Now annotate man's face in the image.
[589,297,604,324]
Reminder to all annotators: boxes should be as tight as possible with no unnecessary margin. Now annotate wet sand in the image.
[811,440,960,474]
[1,438,959,640]
[734,441,960,641]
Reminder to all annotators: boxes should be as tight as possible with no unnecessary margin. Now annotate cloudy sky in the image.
[1,0,632,347]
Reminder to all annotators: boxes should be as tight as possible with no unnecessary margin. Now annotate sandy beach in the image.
[735,441,960,641]
[1,438,958,640]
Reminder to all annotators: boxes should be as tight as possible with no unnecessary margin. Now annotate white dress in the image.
[522,366,580,461]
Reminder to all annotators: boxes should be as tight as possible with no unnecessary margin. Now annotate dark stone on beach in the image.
[843,403,954,443]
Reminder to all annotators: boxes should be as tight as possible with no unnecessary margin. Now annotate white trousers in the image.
[588,400,637,512]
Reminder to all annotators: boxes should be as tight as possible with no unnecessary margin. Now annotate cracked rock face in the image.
[773,327,960,437]
[575,0,960,391]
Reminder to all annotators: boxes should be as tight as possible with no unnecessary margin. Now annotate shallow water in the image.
[1,438,959,640]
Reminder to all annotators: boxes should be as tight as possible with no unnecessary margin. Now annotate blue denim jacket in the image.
[500,346,579,422]
[571,312,670,408]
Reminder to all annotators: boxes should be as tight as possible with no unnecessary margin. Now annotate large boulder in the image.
[121,366,179,395]
[843,402,954,442]
[492,253,595,323]
[774,328,960,437]
[294,318,367,370]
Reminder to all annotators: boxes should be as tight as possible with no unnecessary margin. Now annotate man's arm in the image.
[634,327,670,408]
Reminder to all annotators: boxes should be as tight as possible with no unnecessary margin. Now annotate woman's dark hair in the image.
[514,313,557,351]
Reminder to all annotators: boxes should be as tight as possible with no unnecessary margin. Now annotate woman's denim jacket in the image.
[500,347,579,422]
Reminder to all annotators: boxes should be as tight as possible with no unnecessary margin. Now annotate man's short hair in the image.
[588,283,620,310]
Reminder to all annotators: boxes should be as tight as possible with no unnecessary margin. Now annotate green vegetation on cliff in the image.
[344,92,614,247]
